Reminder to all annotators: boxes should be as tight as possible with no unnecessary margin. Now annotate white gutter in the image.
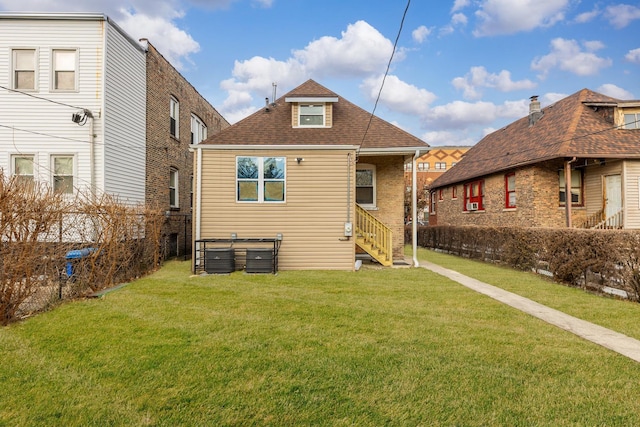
[412,149,419,268]
[190,144,360,151]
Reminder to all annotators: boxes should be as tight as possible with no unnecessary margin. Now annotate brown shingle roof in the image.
[432,88,640,188]
[199,79,428,150]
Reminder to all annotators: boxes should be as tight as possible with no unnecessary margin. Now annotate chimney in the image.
[529,95,543,126]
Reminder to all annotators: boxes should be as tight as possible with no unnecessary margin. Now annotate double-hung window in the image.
[52,49,77,91]
[237,157,286,202]
[463,180,484,211]
[356,164,376,207]
[299,104,324,126]
[12,155,35,184]
[559,170,583,206]
[624,112,640,129]
[191,114,207,143]
[52,155,74,194]
[13,49,36,90]
[170,168,179,208]
[505,172,516,208]
[418,162,429,171]
[170,97,179,138]
[435,162,446,170]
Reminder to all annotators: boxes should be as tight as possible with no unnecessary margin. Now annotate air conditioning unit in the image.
[467,202,479,211]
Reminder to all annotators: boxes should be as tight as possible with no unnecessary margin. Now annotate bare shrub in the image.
[0,171,163,324]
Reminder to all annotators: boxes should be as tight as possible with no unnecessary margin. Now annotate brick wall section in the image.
[145,43,229,257]
[361,155,405,258]
[432,162,587,228]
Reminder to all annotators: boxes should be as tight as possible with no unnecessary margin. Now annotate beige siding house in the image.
[191,80,428,271]
[429,89,640,229]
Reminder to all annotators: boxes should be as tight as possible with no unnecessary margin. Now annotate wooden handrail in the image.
[355,204,392,266]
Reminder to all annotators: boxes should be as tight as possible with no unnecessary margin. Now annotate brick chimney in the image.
[529,95,543,126]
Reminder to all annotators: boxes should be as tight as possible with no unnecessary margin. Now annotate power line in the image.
[359,0,411,151]
[0,84,86,110]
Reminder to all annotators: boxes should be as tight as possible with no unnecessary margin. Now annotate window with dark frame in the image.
[170,96,179,138]
[452,186,457,199]
[170,168,179,208]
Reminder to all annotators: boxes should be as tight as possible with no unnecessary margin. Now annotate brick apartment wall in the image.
[145,43,229,257]
[432,162,586,228]
[360,155,405,258]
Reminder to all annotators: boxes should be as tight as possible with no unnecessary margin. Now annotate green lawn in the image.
[2,256,640,426]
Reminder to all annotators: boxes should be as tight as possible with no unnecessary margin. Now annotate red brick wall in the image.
[145,43,229,257]
[432,162,586,228]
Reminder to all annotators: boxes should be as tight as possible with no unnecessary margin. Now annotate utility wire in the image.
[359,0,411,152]
[0,84,86,110]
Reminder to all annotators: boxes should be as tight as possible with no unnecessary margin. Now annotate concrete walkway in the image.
[420,260,640,363]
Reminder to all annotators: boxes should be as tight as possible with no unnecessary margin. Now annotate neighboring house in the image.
[144,41,229,257]
[191,79,429,271]
[0,13,228,257]
[403,146,470,222]
[429,89,640,229]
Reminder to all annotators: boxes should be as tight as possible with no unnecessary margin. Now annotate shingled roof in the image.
[432,88,640,188]
[198,79,428,152]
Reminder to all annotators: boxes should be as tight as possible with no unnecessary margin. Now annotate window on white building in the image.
[12,49,36,90]
[52,49,77,91]
[52,155,74,193]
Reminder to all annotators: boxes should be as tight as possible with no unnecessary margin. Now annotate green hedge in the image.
[406,226,640,301]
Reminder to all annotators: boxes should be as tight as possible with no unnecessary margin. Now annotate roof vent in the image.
[529,95,543,126]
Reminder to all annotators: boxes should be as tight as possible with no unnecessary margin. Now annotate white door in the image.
[604,174,622,226]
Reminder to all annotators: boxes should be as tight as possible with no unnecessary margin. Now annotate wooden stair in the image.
[355,204,392,266]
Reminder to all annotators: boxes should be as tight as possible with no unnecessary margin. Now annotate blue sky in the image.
[2,0,639,146]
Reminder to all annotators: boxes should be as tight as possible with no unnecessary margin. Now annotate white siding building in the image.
[0,13,146,203]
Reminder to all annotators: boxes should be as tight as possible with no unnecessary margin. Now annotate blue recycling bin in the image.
[65,248,97,278]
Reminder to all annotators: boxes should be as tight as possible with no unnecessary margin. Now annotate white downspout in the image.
[195,147,203,241]
[412,149,419,267]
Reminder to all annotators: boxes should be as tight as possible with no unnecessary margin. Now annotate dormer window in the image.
[299,104,324,126]
[624,112,639,129]
[286,95,338,128]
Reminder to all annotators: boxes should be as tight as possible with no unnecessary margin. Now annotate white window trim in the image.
[51,154,76,194]
[296,104,326,128]
[170,168,179,208]
[51,48,78,92]
[170,96,180,138]
[191,114,207,144]
[11,153,36,180]
[236,156,286,203]
[356,163,376,209]
[12,48,38,91]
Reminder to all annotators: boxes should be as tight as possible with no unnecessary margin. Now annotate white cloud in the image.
[531,38,612,79]
[423,98,528,130]
[473,0,570,36]
[597,84,634,100]
[361,75,437,115]
[218,20,402,120]
[420,130,476,146]
[452,66,536,100]
[293,21,397,77]
[451,13,468,26]
[604,4,640,29]
[625,48,640,64]
[451,0,470,13]
[573,7,600,24]
[412,25,432,43]
[118,9,200,70]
